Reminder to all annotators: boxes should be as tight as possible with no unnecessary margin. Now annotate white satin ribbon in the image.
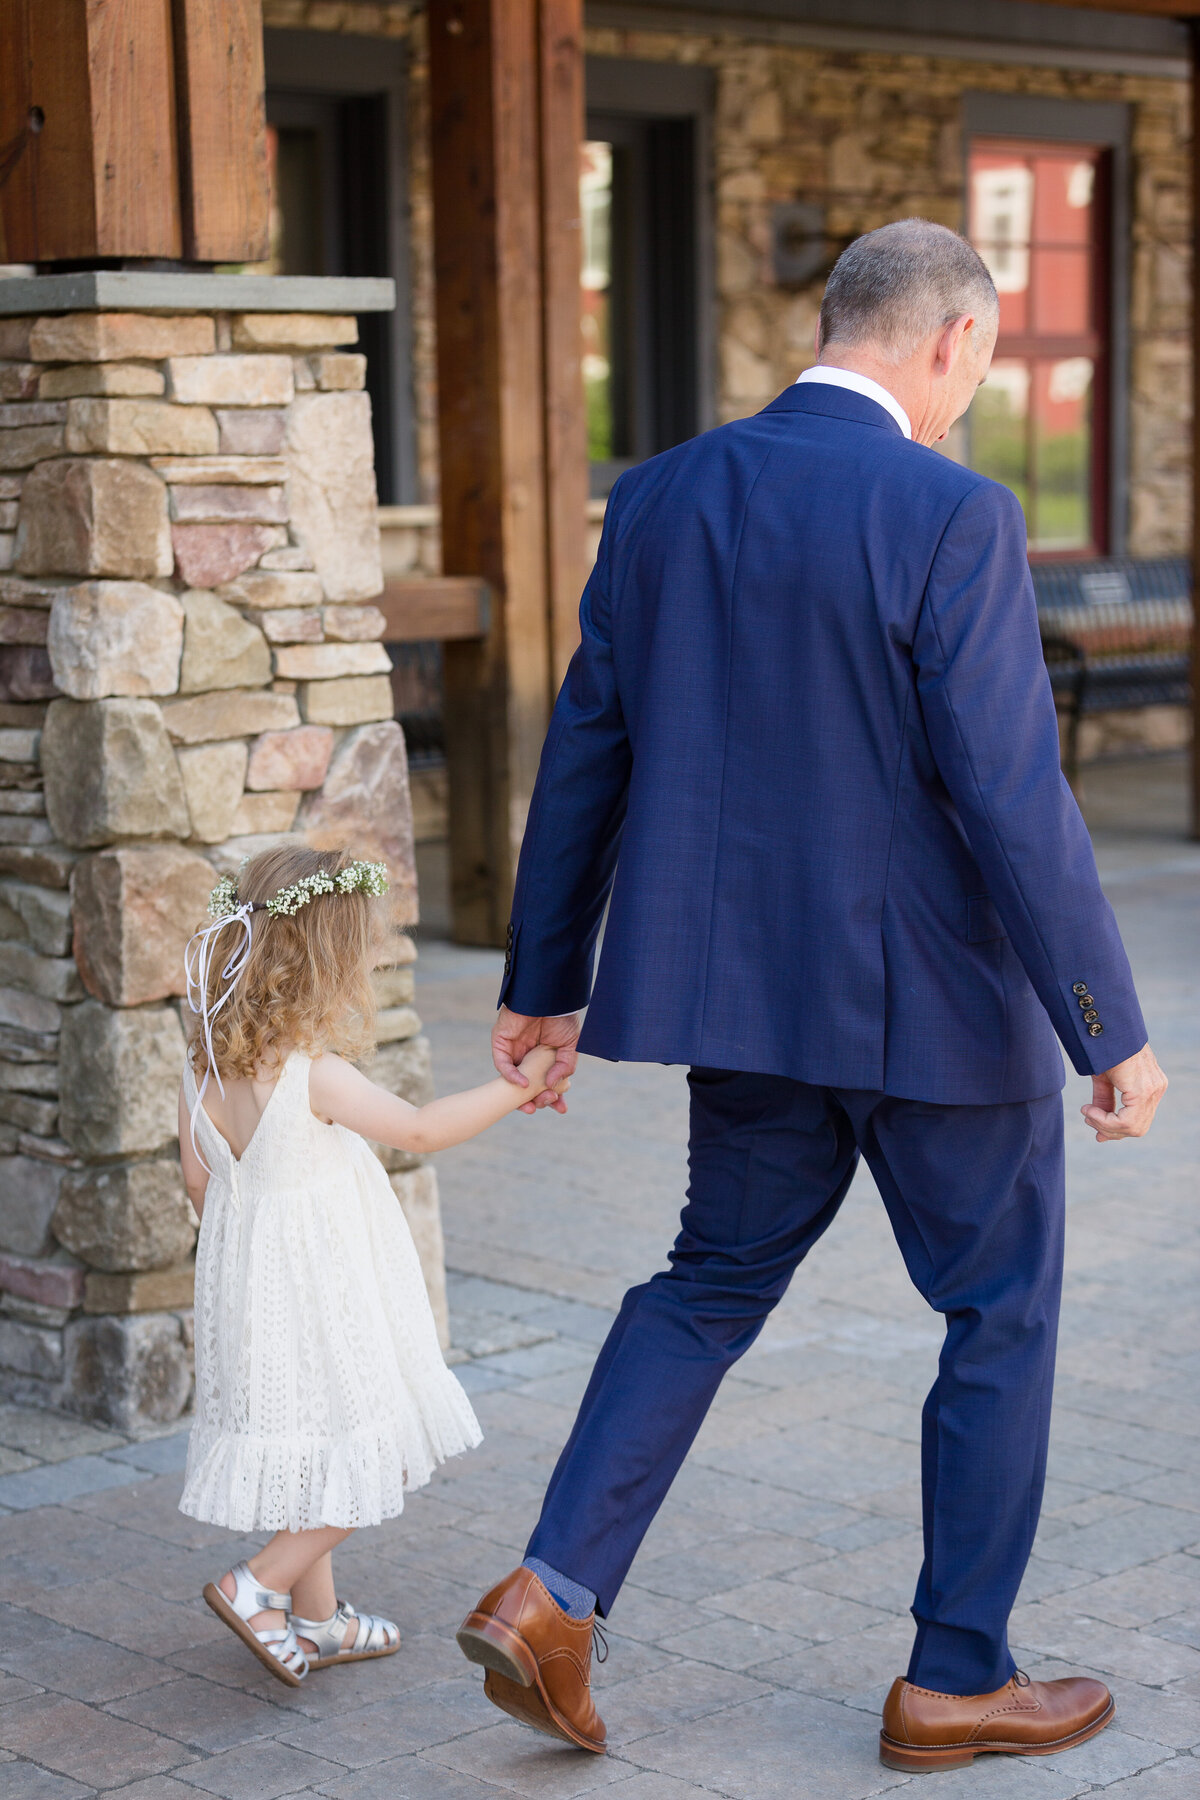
[184,904,255,1174]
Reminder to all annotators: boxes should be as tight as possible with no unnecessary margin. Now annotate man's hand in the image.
[1081,1043,1167,1142]
[493,1008,581,1114]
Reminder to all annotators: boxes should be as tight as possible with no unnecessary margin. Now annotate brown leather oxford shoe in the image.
[880,1671,1114,1770]
[457,1567,607,1754]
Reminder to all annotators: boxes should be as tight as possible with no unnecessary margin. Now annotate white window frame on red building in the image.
[962,92,1131,559]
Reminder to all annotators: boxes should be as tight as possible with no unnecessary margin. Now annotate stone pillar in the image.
[0,274,449,1433]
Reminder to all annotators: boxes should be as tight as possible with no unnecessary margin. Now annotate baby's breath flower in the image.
[264,859,388,917]
[204,860,388,923]
[207,875,240,919]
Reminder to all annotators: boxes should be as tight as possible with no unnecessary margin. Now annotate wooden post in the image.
[0,0,268,267]
[539,0,589,687]
[171,0,269,264]
[0,0,181,263]
[1192,22,1200,838]
[429,0,587,945]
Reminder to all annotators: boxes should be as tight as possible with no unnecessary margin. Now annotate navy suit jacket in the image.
[499,382,1146,1105]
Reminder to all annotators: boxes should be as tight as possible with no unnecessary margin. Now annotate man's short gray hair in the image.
[818,219,998,364]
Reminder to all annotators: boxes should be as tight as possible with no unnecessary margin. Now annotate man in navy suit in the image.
[456,220,1167,1770]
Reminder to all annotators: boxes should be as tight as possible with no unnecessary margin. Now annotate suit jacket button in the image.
[1078,994,1095,1009]
[1083,1009,1098,1023]
[1073,981,1089,995]
[1088,1022,1104,1036]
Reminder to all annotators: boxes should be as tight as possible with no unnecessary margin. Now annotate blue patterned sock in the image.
[524,1557,596,1620]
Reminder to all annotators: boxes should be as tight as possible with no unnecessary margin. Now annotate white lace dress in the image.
[179,1049,482,1533]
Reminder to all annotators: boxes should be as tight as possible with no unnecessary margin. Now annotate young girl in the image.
[177,844,563,1688]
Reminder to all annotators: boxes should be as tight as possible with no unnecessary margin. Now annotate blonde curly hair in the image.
[189,844,383,1082]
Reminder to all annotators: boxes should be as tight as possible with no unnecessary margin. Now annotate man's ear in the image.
[935,312,974,375]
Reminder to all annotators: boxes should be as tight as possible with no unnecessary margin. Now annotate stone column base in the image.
[0,276,449,1432]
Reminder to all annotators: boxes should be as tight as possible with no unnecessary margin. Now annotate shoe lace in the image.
[1013,1669,1031,1687]
[592,1619,609,1664]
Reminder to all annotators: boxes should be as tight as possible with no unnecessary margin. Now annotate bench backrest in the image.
[1032,557,1192,656]
[1031,555,1190,611]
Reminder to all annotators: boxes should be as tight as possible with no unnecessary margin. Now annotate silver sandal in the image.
[289,1599,400,1669]
[203,1560,309,1687]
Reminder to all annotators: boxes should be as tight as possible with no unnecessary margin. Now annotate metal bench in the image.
[1032,557,1193,781]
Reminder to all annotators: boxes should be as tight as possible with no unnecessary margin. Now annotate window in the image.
[583,60,714,495]
[256,91,401,502]
[968,138,1110,557]
[260,30,415,503]
[582,115,699,490]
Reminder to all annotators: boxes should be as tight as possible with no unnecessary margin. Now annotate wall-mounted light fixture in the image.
[770,201,829,286]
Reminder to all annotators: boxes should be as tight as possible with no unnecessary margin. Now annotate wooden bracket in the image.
[377,577,491,644]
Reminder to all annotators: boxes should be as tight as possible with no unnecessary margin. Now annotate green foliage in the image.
[970,389,1090,550]
[587,373,613,463]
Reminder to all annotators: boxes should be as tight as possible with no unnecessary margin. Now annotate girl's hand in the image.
[516,1044,558,1097]
[493,1008,580,1113]
[309,1051,569,1156]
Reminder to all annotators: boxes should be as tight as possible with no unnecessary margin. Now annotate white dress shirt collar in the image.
[795,365,912,440]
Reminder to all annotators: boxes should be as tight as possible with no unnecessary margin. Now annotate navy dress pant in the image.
[526,1068,1066,1697]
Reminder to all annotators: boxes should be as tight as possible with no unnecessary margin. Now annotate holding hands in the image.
[495,1008,581,1114]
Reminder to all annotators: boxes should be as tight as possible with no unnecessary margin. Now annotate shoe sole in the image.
[456,1613,605,1754]
[879,1695,1115,1771]
[203,1582,305,1688]
[307,1640,401,1671]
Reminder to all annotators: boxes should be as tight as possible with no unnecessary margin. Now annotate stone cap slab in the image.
[0,273,396,316]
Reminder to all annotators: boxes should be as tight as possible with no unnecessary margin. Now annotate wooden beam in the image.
[0,0,181,264]
[171,0,270,264]
[377,577,491,644]
[429,0,587,947]
[1016,1,1200,14]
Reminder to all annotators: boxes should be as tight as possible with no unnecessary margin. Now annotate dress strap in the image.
[274,1046,305,1091]
[265,1048,315,1126]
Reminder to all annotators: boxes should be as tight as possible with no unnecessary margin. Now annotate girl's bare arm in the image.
[307,1045,562,1154]
[177,1084,210,1219]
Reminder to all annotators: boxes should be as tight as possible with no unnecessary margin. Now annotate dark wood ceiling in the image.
[1020,1,1199,17]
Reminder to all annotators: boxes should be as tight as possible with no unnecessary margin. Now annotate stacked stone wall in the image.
[0,303,446,1430]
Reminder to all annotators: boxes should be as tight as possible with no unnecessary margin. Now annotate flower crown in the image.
[207,858,389,921]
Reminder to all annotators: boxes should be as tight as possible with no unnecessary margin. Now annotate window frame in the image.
[962,93,1131,558]
[263,28,417,505]
[968,135,1112,558]
[585,57,716,497]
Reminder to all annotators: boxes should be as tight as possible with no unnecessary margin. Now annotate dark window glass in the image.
[271,128,323,274]
[583,112,698,492]
[251,96,397,503]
